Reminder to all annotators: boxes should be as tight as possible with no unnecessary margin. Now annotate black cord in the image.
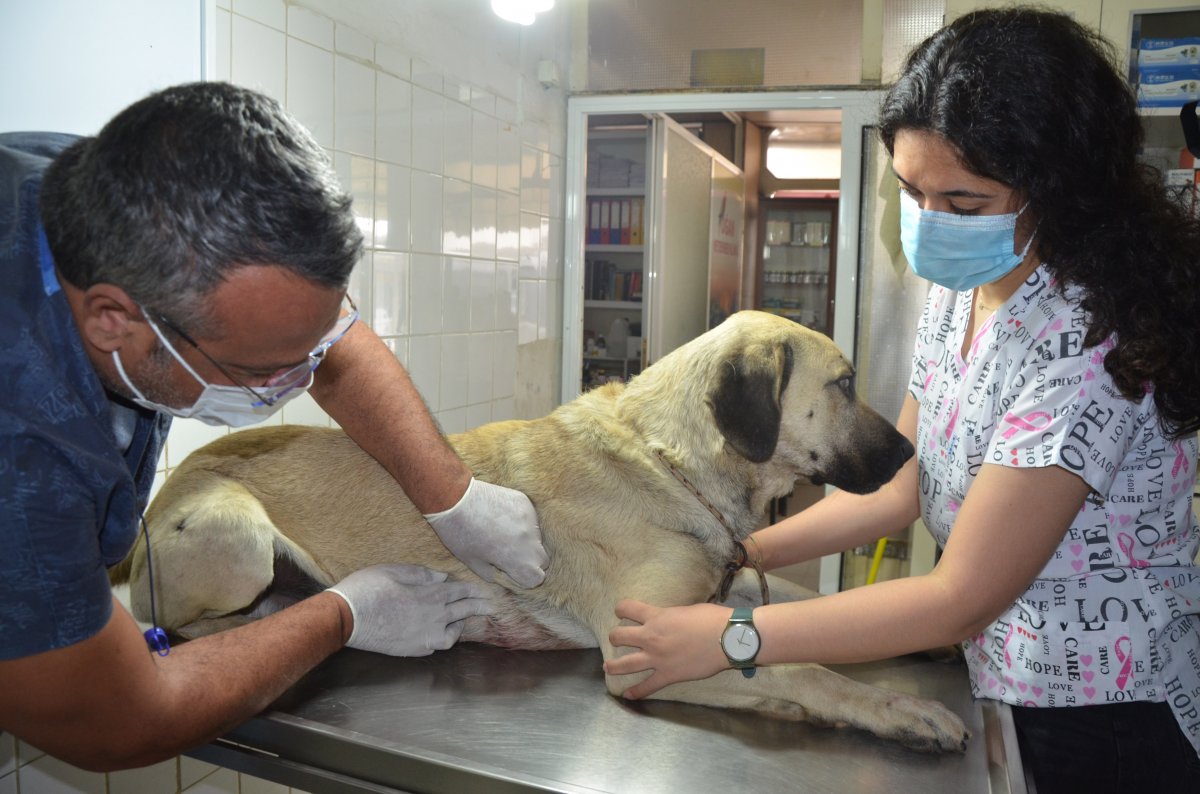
[139,514,171,657]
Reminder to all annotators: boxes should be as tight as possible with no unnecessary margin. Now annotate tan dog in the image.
[112,310,968,752]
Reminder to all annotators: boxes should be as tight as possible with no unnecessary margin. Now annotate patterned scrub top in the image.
[909,265,1200,755]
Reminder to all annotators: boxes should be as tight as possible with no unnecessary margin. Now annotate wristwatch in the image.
[720,607,760,678]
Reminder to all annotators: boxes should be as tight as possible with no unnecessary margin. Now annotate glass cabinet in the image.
[755,199,837,336]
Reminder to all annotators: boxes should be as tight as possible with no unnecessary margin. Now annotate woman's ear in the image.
[74,283,142,354]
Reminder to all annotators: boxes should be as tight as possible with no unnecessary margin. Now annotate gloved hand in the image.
[327,563,493,656]
[423,478,549,588]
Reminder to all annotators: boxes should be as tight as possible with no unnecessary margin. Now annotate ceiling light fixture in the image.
[491,0,554,26]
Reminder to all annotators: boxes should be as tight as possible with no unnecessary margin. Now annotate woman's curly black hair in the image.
[880,7,1200,438]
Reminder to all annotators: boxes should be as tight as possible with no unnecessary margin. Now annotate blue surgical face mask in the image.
[899,191,1036,291]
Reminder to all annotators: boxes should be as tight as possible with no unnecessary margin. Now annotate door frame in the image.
[563,89,882,404]
[562,90,882,594]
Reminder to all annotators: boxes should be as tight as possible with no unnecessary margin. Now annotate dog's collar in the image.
[651,449,770,606]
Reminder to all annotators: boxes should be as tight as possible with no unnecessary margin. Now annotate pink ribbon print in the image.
[1114,636,1133,691]
[1000,410,1052,440]
[1117,533,1149,569]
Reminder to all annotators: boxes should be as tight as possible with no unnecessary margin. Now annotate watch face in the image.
[721,622,760,662]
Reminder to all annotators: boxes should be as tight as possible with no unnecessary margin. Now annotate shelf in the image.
[1138,106,1195,117]
[585,300,642,310]
[586,244,644,253]
[587,186,645,196]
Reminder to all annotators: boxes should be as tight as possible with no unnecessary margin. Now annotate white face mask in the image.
[111,315,307,428]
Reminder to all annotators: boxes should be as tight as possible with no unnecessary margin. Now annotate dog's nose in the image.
[898,436,915,464]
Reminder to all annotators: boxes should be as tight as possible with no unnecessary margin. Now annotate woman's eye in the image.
[949,204,981,216]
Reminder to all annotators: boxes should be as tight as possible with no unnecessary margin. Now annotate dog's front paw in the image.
[875,693,970,753]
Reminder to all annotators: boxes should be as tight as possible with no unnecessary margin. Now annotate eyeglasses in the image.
[152,295,359,407]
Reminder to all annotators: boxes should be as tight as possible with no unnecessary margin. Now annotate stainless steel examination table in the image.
[189,645,1027,793]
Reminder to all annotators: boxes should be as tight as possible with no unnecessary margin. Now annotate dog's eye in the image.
[837,377,854,397]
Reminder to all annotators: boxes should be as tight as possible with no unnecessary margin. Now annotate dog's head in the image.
[627,311,913,496]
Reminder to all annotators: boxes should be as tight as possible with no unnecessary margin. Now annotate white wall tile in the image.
[465,401,492,431]
[375,73,412,166]
[518,280,539,345]
[0,771,15,794]
[472,111,498,189]
[0,734,13,777]
[108,759,177,794]
[441,100,472,183]
[182,766,238,793]
[537,280,550,340]
[410,170,443,255]
[165,419,228,468]
[538,216,551,279]
[278,391,332,427]
[374,162,410,251]
[411,59,442,93]
[372,251,410,337]
[216,0,231,10]
[411,87,443,175]
[409,254,444,335]
[334,152,375,248]
[348,250,373,323]
[439,334,470,410]
[286,5,333,50]
[518,211,542,279]
[441,178,472,257]
[383,335,409,368]
[442,257,471,334]
[334,25,373,61]
[496,121,520,195]
[334,55,375,158]
[239,773,290,794]
[495,263,518,331]
[437,406,468,434]
[232,0,285,31]
[496,191,520,263]
[470,86,496,116]
[442,76,471,106]
[406,334,441,410]
[212,9,232,83]
[541,280,559,341]
[493,330,517,398]
[468,333,494,404]
[470,258,496,333]
[286,39,334,149]
[546,217,563,281]
[230,15,285,103]
[16,740,44,766]
[375,43,410,79]
[19,754,104,794]
[180,755,217,789]
[495,96,518,126]
[492,396,515,422]
[471,186,497,261]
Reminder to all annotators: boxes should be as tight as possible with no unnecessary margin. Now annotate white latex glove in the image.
[423,477,548,588]
[327,563,493,656]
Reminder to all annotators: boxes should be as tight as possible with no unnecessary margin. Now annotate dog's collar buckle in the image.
[712,540,770,605]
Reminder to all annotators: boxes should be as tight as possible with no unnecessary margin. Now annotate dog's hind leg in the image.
[131,474,294,634]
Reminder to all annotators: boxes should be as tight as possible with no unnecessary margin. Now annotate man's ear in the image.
[75,284,143,354]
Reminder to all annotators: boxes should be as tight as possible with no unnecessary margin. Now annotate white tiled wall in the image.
[156,0,569,501]
[3,2,569,793]
[131,0,564,476]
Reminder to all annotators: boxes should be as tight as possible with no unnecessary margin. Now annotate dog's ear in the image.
[709,342,793,463]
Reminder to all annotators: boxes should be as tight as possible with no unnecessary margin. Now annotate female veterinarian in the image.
[605,8,1200,791]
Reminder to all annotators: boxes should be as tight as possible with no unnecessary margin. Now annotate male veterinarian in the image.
[0,82,547,771]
